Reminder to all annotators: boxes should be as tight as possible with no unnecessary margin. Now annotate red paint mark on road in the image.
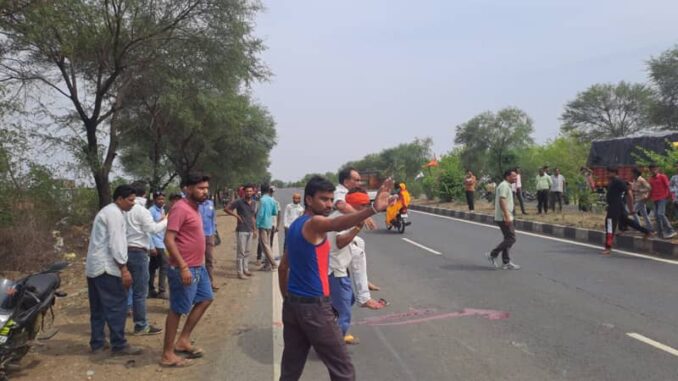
[354,308,509,327]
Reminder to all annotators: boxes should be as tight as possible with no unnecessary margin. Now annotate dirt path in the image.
[11,212,251,381]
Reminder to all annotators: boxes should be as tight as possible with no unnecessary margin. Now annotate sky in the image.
[252,0,678,182]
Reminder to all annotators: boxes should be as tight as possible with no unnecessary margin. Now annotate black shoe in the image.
[111,345,143,356]
[134,324,163,336]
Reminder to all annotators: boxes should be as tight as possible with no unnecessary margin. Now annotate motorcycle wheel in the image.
[398,219,406,234]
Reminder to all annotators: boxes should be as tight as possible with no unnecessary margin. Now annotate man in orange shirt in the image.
[464,170,477,211]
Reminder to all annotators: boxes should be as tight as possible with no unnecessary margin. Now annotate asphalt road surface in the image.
[209,188,678,381]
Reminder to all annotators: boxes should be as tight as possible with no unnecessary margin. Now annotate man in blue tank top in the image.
[278,176,393,381]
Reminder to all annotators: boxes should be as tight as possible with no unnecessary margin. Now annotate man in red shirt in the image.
[648,164,677,239]
[160,173,213,367]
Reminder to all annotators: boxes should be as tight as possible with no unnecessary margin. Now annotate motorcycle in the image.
[387,206,411,234]
[0,261,69,380]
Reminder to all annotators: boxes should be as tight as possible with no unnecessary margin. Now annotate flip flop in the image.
[174,347,204,359]
[377,298,390,306]
[344,335,360,345]
[159,358,194,368]
[360,299,385,310]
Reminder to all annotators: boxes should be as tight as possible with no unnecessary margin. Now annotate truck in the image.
[587,131,678,188]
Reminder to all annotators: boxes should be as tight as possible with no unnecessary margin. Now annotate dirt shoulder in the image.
[10,212,250,381]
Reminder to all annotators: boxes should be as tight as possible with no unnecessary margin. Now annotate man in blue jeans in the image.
[85,184,141,356]
[160,173,214,368]
[648,165,677,239]
[125,182,167,335]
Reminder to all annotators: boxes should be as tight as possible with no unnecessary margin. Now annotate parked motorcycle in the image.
[387,206,411,234]
[0,261,69,380]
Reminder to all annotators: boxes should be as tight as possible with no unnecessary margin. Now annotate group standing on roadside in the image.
[85,173,221,368]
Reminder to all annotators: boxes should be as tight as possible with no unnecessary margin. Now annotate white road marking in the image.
[626,332,678,357]
[402,238,442,255]
[272,236,283,381]
[412,210,678,265]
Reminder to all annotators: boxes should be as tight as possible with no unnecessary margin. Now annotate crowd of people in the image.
[480,163,678,271]
[464,166,567,215]
[86,174,216,365]
[84,167,400,377]
[82,160,677,378]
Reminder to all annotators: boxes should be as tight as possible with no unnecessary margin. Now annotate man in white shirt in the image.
[328,189,372,345]
[550,168,566,213]
[125,183,167,336]
[335,167,385,310]
[86,185,141,356]
[283,192,304,252]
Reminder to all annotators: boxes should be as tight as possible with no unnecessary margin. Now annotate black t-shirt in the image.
[230,199,257,232]
[606,177,627,215]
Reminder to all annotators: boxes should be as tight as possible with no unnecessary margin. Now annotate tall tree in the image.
[560,82,655,141]
[648,46,678,130]
[0,0,266,208]
[455,107,534,179]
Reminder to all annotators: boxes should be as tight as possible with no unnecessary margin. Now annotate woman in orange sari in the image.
[386,183,411,227]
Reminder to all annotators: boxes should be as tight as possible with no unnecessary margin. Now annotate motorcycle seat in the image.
[24,273,60,302]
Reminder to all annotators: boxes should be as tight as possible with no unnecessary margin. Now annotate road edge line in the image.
[626,332,678,357]
[402,237,442,255]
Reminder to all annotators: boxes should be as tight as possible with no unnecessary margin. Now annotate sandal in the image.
[360,299,385,310]
[159,358,194,368]
[344,335,360,345]
[377,298,390,306]
[174,347,204,359]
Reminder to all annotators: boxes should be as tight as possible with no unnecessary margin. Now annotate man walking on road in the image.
[160,173,214,368]
[86,184,142,356]
[486,169,520,270]
[224,184,258,279]
[199,197,218,290]
[535,167,552,214]
[125,182,166,336]
[256,183,279,271]
[648,164,677,239]
[278,176,393,381]
[603,167,653,255]
[283,192,304,253]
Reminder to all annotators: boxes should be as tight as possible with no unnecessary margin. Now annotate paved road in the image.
[211,188,678,380]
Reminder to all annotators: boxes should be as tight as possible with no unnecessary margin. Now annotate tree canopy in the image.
[0,0,272,207]
[560,82,654,141]
[648,46,678,130]
[455,107,534,179]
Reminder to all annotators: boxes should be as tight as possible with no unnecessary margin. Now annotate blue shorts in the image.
[167,266,213,315]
